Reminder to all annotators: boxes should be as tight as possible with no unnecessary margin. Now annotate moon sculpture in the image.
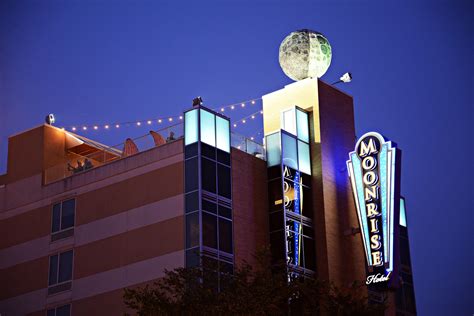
[279,29,332,81]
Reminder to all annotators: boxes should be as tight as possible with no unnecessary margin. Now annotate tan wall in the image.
[231,149,269,268]
[74,216,183,279]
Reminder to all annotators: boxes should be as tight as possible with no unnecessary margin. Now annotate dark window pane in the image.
[202,143,216,160]
[56,304,71,316]
[58,250,73,283]
[61,199,75,230]
[303,237,315,271]
[217,165,231,198]
[185,158,199,192]
[201,158,216,193]
[185,142,198,158]
[302,224,314,238]
[270,211,284,232]
[219,218,233,254]
[268,179,283,212]
[47,309,56,316]
[52,204,61,233]
[219,261,233,275]
[202,199,217,214]
[217,149,230,165]
[48,254,58,285]
[186,212,199,248]
[267,165,282,181]
[301,186,313,219]
[185,192,199,213]
[202,213,217,249]
[270,231,285,263]
[218,205,232,219]
[186,247,200,268]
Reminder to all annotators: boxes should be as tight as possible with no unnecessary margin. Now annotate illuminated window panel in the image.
[282,108,296,136]
[184,109,198,145]
[400,198,407,227]
[297,140,311,175]
[282,132,298,170]
[216,116,230,153]
[296,109,309,143]
[200,109,216,147]
[266,132,281,167]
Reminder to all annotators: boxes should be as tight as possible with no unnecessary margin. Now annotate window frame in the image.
[48,249,74,289]
[51,198,76,235]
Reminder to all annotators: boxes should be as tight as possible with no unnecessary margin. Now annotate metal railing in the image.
[43,122,265,184]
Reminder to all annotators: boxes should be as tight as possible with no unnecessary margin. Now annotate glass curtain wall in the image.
[266,107,315,276]
[184,107,233,291]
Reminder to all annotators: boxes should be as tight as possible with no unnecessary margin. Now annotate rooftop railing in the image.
[43,122,265,184]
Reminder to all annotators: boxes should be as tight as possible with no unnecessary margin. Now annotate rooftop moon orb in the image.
[279,29,332,81]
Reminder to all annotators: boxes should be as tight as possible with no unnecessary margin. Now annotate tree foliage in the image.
[124,251,384,315]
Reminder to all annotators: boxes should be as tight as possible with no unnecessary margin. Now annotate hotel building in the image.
[0,78,416,315]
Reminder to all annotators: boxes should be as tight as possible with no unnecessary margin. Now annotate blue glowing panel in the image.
[400,198,407,227]
[282,133,298,170]
[216,116,230,153]
[265,132,281,167]
[200,109,215,147]
[184,109,198,145]
[296,109,309,143]
[297,140,311,175]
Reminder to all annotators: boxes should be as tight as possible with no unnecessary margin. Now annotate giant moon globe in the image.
[279,29,332,81]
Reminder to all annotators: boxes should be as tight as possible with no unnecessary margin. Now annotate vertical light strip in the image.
[379,144,389,266]
[350,153,372,265]
[388,148,396,272]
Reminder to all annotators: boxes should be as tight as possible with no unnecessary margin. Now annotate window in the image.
[200,109,216,147]
[282,133,298,170]
[47,304,71,316]
[296,108,309,142]
[185,109,198,145]
[266,132,281,167]
[51,199,75,233]
[185,192,199,213]
[217,165,231,199]
[219,218,233,254]
[49,250,73,286]
[186,212,199,248]
[185,158,199,192]
[201,158,216,193]
[297,140,311,175]
[216,116,230,153]
[202,212,217,249]
[282,108,296,136]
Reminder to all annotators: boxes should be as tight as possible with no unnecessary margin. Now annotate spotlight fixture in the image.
[45,114,55,125]
[332,72,352,85]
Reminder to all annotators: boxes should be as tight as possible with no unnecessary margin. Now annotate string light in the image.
[63,97,262,133]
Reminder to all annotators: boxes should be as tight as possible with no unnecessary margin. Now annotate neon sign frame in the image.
[347,132,399,283]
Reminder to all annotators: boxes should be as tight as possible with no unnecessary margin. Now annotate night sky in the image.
[0,1,472,314]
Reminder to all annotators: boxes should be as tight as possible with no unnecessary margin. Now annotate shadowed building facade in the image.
[0,79,415,315]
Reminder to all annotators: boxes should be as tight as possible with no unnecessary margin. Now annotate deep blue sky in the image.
[0,1,472,314]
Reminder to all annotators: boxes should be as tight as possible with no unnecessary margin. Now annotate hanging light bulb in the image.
[147,120,152,125]
[137,122,141,126]
[251,100,256,105]
[94,126,98,130]
[158,119,162,123]
[251,115,255,119]
[241,103,245,107]
[233,123,237,127]
[105,125,109,129]
[221,108,225,112]
[242,119,246,123]
[168,118,173,122]
[179,116,183,120]
[83,126,87,130]
[115,124,120,128]
[72,127,76,131]
[231,105,235,110]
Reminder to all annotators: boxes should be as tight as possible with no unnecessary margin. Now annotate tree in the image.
[124,250,385,315]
